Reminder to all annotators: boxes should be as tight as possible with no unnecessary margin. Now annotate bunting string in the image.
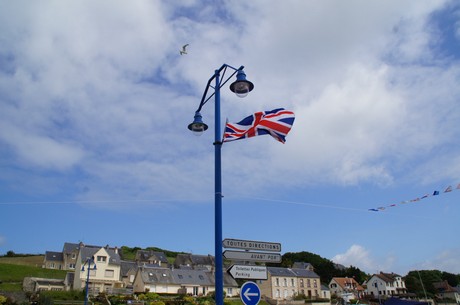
[368,183,460,212]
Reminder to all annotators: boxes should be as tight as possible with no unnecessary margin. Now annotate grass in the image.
[0,262,67,282]
[0,255,45,267]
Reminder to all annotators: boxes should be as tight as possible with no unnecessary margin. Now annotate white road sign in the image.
[222,238,281,252]
[223,250,282,263]
[227,264,268,280]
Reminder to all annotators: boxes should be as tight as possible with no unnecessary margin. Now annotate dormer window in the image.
[97,256,107,262]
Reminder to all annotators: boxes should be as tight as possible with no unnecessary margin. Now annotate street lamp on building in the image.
[188,64,254,305]
[81,256,97,305]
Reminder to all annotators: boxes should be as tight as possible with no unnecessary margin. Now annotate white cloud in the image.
[1,0,459,200]
[333,244,396,274]
[0,122,85,170]
[418,249,460,274]
[334,245,460,275]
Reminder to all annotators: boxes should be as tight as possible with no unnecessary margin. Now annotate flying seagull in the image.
[180,44,189,55]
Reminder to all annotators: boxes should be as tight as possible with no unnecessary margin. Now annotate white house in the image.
[73,245,123,294]
[366,272,407,298]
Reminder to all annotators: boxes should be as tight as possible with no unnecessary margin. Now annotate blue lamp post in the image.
[81,256,97,305]
[188,64,254,305]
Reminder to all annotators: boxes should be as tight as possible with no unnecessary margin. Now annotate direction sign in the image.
[223,239,281,252]
[240,281,261,305]
[223,250,282,263]
[227,264,268,280]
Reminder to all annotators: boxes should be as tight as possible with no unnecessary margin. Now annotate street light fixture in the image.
[81,256,97,305]
[188,64,254,305]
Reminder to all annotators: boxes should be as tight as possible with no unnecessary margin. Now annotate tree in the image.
[277,251,350,284]
[405,270,442,298]
[441,271,459,287]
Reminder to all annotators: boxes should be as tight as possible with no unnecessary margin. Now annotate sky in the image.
[1,0,460,277]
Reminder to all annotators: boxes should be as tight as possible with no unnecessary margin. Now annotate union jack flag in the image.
[223,108,295,144]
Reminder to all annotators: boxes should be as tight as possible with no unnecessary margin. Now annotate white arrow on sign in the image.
[244,287,259,301]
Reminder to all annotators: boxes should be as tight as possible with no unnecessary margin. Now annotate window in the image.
[71,253,76,259]
[69,263,76,269]
[105,269,114,278]
[276,278,280,286]
[300,279,304,287]
[276,289,280,298]
[178,274,183,279]
[314,280,317,288]
[97,256,107,262]
[291,279,295,287]
[307,279,311,288]
[193,287,199,296]
[284,289,288,298]
[283,278,287,287]
[199,275,204,280]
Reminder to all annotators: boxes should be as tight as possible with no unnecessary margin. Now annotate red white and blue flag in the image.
[223,108,295,144]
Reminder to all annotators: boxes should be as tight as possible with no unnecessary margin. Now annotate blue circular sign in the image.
[240,281,261,305]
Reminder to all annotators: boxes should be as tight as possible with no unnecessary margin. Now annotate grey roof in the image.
[290,268,320,278]
[62,242,81,253]
[79,246,121,266]
[267,267,296,277]
[174,254,215,267]
[268,266,320,279]
[45,251,63,261]
[136,250,168,263]
[140,267,175,285]
[138,266,238,288]
[171,269,213,285]
[292,262,314,270]
[120,260,138,276]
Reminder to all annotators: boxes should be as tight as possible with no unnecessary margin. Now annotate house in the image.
[292,262,315,271]
[258,264,322,300]
[73,244,124,295]
[132,265,238,297]
[329,277,364,301]
[23,277,66,292]
[43,251,64,270]
[433,280,460,303]
[321,284,331,300]
[135,250,169,266]
[173,253,215,271]
[43,242,107,271]
[365,272,407,298]
[120,260,138,288]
